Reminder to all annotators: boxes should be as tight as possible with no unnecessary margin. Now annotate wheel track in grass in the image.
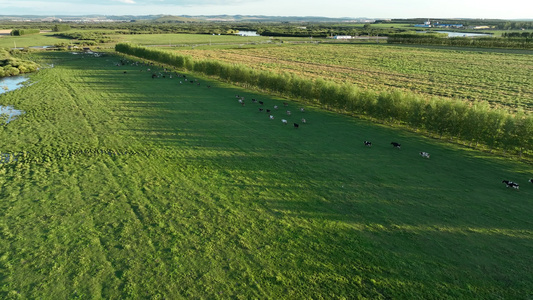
[95,156,171,297]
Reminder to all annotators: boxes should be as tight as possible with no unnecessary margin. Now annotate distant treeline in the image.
[53,31,115,44]
[0,48,39,77]
[115,43,532,157]
[10,29,40,36]
[502,32,533,38]
[388,34,533,49]
[52,24,71,32]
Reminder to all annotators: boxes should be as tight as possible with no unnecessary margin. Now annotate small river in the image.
[0,75,28,123]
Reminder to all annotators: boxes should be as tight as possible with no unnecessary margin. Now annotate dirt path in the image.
[0,29,12,36]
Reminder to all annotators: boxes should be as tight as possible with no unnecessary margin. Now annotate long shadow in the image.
[25,51,533,298]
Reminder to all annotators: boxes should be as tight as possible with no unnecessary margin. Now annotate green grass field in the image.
[1,51,532,299]
[0,32,68,49]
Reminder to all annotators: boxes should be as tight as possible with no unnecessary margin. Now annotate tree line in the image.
[502,32,533,39]
[115,43,532,157]
[53,31,116,43]
[387,34,533,49]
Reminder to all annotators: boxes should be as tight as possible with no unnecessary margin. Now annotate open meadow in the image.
[0,32,69,49]
[0,50,532,298]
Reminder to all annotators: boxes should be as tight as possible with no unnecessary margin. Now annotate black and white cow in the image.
[502,180,519,190]
[419,152,430,158]
[391,142,401,149]
[364,141,372,147]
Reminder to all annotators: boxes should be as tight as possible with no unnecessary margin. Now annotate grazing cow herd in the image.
[116,57,531,193]
[503,179,533,190]
[235,94,306,130]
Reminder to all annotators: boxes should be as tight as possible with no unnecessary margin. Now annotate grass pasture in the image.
[1,52,532,299]
[0,32,68,49]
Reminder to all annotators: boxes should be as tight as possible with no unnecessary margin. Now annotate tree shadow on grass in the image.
[22,51,533,299]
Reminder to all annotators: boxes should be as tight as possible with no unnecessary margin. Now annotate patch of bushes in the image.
[0,48,39,77]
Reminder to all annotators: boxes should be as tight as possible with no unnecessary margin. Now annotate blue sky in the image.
[0,0,531,19]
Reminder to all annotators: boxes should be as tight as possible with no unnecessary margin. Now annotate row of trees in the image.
[387,34,533,49]
[52,24,71,32]
[502,32,533,39]
[53,31,116,43]
[115,43,532,157]
[10,29,40,36]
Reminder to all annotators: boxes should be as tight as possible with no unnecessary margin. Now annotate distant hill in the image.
[0,14,369,23]
[0,14,528,23]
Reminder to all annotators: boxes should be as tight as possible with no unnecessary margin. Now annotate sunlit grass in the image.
[0,51,532,299]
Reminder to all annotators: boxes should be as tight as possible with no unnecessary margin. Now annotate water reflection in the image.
[0,105,24,124]
[0,75,29,95]
[0,75,28,124]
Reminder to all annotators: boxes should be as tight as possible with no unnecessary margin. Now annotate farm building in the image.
[414,20,432,27]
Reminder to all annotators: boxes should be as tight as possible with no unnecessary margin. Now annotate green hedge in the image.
[10,29,40,36]
[115,43,532,156]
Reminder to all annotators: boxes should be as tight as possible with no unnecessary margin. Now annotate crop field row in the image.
[175,43,533,111]
[1,51,532,299]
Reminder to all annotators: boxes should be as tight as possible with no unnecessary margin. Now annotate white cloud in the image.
[0,0,531,19]
[113,0,136,4]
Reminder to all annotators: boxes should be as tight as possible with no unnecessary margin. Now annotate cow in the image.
[259,101,264,105]
[301,118,307,124]
[258,108,264,112]
[294,123,299,129]
[281,119,288,125]
[529,179,532,184]
[419,152,430,158]
[274,105,278,110]
[502,180,519,190]
[300,107,305,112]
[286,110,291,116]
[269,115,274,120]
[283,102,289,107]
[391,142,401,149]
[364,141,372,147]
